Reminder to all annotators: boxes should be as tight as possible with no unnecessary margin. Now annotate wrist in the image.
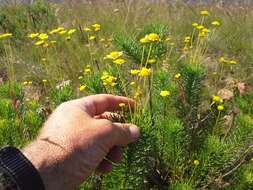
[22,139,69,190]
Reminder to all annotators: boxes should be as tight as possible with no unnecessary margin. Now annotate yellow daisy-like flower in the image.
[219,57,227,63]
[23,81,28,85]
[229,60,237,65]
[139,67,151,77]
[88,36,96,41]
[184,36,191,43]
[41,58,47,62]
[84,27,92,32]
[58,30,67,35]
[160,90,170,97]
[38,33,48,40]
[105,51,123,60]
[92,24,101,28]
[194,160,200,166]
[165,37,171,42]
[28,33,39,39]
[192,22,198,27]
[84,68,92,74]
[113,58,126,65]
[211,21,221,27]
[79,85,87,92]
[35,40,45,46]
[217,105,225,112]
[147,33,161,42]
[130,69,140,75]
[199,32,206,38]
[50,40,57,44]
[140,37,150,44]
[0,33,13,40]
[200,10,209,16]
[202,28,210,33]
[134,91,142,99]
[42,79,47,83]
[212,95,223,103]
[68,29,77,35]
[147,59,156,64]
[174,73,181,79]
[49,27,65,35]
[196,25,204,30]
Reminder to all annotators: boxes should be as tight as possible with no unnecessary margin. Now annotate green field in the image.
[0,1,252,189]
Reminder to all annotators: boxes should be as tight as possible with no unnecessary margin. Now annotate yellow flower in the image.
[139,67,151,77]
[28,33,39,39]
[92,24,101,28]
[212,95,223,103]
[113,58,126,65]
[50,27,65,34]
[78,76,83,80]
[68,29,77,35]
[130,81,136,86]
[192,22,198,27]
[196,25,204,30]
[42,79,47,83]
[165,37,171,42]
[119,103,126,108]
[147,59,156,64]
[194,160,200,166]
[88,36,96,41]
[229,60,237,65]
[147,33,161,42]
[174,73,181,79]
[0,33,13,40]
[140,33,160,44]
[84,68,92,74]
[79,85,87,92]
[202,28,210,33]
[130,69,140,75]
[217,105,225,112]
[101,72,117,87]
[100,38,106,42]
[38,33,48,40]
[160,90,170,97]
[199,32,206,38]
[184,36,191,43]
[134,91,142,99]
[35,40,45,46]
[200,10,209,16]
[41,58,47,62]
[23,81,28,85]
[105,51,123,60]
[140,36,150,44]
[28,81,33,85]
[58,30,67,35]
[84,27,92,32]
[211,21,221,27]
[219,57,227,63]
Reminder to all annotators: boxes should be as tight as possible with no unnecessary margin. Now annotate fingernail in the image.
[129,125,140,140]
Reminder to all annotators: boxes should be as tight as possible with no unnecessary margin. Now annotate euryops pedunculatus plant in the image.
[0,1,253,189]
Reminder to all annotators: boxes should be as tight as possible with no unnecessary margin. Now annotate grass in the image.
[0,0,253,189]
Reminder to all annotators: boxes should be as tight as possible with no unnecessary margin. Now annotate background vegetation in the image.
[0,0,252,189]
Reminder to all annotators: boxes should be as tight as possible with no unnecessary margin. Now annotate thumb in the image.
[113,123,140,146]
[99,121,140,147]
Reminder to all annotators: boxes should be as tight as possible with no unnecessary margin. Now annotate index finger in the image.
[77,94,135,117]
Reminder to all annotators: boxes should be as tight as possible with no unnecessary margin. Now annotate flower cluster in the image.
[140,33,161,44]
[101,72,117,87]
[0,33,13,40]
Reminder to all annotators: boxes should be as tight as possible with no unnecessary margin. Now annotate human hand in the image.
[22,94,140,190]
